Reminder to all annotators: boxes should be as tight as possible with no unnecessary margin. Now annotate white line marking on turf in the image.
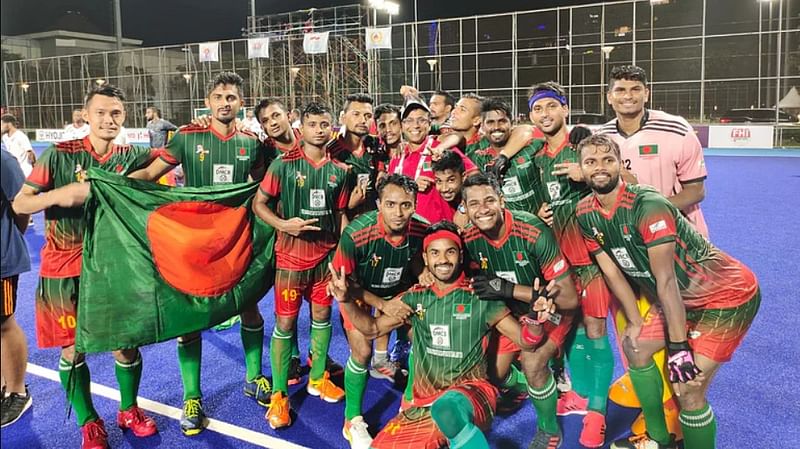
[26,363,309,449]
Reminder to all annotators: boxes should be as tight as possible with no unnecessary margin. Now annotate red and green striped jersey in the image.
[329,134,388,217]
[25,137,155,278]
[400,274,509,406]
[332,211,428,299]
[576,183,758,310]
[465,137,544,214]
[263,128,302,155]
[534,136,594,267]
[259,146,352,270]
[463,209,571,317]
[160,124,274,187]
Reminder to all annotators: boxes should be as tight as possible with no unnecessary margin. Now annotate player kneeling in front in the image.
[575,134,761,449]
[329,222,547,449]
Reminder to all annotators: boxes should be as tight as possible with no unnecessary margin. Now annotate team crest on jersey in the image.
[236,147,250,161]
[478,252,489,270]
[453,303,472,320]
[414,303,426,320]
[514,251,529,267]
[295,171,307,187]
[370,253,382,267]
[74,164,87,183]
[195,144,209,162]
[621,224,633,241]
[592,227,605,245]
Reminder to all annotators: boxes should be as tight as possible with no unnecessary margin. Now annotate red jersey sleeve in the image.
[637,198,678,247]
[332,232,357,276]
[259,159,282,198]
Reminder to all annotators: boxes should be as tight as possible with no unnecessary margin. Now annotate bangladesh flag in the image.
[638,144,659,155]
[75,168,274,353]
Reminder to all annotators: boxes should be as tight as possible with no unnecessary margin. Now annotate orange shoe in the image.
[307,371,345,403]
[630,397,683,441]
[265,392,292,429]
[580,411,607,448]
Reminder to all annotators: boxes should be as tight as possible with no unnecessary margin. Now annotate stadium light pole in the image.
[113,0,123,50]
[600,46,615,116]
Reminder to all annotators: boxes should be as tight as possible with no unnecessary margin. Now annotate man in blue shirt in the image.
[1,148,32,427]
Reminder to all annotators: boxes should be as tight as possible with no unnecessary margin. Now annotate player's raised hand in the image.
[552,162,584,182]
[416,175,435,192]
[327,263,349,303]
[381,298,413,320]
[568,125,592,147]
[490,154,510,180]
[281,217,321,236]
[471,274,515,300]
[417,267,435,287]
[191,114,212,128]
[537,202,553,227]
[529,278,559,323]
[400,85,420,99]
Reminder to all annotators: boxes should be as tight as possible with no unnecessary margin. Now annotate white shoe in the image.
[342,416,373,449]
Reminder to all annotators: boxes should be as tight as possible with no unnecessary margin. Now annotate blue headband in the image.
[528,90,568,110]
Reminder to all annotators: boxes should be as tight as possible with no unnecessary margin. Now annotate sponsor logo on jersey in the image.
[74,164,87,183]
[591,227,605,245]
[611,247,636,270]
[547,181,561,200]
[195,144,209,161]
[430,324,451,349]
[514,251,530,267]
[295,171,306,187]
[370,253,382,267]
[213,164,234,184]
[638,144,659,156]
[310,189,326,208]
[553,259,566,275]
[453,303,472,320]
[648,220,667,234]
[382,267,403,285]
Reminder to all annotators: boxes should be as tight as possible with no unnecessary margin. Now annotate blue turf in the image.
[2,155,799,449]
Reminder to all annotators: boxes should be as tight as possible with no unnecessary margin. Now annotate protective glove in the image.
[472,274,515,300]
[666,340,702,383]
[568,125,593,147]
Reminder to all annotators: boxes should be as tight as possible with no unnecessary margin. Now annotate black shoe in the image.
[287,357,303,386]
[1,387,32,428]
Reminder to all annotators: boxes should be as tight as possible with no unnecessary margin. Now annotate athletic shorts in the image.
[487,311,574,357]
[371,381,497,449]
[1,275,19,323]
[35,276,79,349]
[273,254,333,317]
[573,264,611,318]
[638,288,761,363]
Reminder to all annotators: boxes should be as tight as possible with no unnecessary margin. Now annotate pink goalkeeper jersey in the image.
[599,109,709,237]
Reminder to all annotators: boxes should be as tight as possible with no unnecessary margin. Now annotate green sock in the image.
[527,374,559,435]
[114,352,142,411]
[344,357,368,420]
[309,319,332,381]
[566,327,591,397]
[587,334,614,414]
[177,337,202,401]
[403,349,415,402]
[680,404,717,449]
[629,362,670,445]
[270,327,293,394]
[59,358,99,426]
[501,364,529,395]
[241,323,264,382]
[290,325,300,358]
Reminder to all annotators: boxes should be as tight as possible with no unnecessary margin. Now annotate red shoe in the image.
[556,390,588,416]
[81,419,109,449]
[117,405,158,437]
[580,411,606,448]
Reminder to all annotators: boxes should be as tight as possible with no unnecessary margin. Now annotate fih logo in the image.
[730,128,751,142]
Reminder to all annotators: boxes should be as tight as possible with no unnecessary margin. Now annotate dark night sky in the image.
[1,0,597,47]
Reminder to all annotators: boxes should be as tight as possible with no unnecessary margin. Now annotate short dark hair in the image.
[146,106,161,117]
[207,71,244,97]
[460,93,484,108]
[1,114,18,126]
[375,103,401,121]
[480,98,511,121]
[84,84,126,105]
[609,65,648,89]
[577,133,621,160]
[254,97,287,120]
[432,150,465,175]
[528,81,567,100]
[343,93,374,113]
[377,173,419,200]
[461,172,503,199]
[425,220,463,244]
[431,90,456,109]
[302,102,332,123]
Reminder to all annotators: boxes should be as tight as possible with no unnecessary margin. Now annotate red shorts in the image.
[637,289,761,363]
[543,312,574,356]
[273,256,333,318]
[574,264,611,318]
[35,276,79,349]
[371,381,497,449]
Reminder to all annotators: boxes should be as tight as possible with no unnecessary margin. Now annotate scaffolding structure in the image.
[3,0,798,130]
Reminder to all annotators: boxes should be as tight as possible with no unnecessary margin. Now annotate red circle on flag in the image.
[456,304,465,313]
[147,201,253,296]
[239,148,246,155]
